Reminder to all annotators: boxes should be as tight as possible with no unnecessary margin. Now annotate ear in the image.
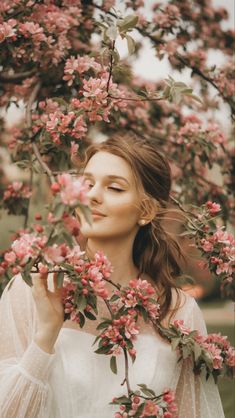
[139,197,159,225]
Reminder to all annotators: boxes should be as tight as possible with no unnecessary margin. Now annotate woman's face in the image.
[78,151,142,240]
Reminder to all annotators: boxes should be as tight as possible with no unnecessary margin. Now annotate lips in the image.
[91,210,106,217]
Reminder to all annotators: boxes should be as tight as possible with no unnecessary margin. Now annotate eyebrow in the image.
[83,172,130,185]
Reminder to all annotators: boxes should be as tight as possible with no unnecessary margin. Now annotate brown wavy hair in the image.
[82,133,184,322]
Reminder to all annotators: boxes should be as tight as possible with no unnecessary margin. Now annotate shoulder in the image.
[171,288,207,335]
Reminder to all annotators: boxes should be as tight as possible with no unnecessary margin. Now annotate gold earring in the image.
[138,219,147,226]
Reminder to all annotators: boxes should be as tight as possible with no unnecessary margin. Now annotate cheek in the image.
[107,194,140,219]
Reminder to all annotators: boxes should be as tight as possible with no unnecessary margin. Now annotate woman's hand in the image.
[32,272,64,353]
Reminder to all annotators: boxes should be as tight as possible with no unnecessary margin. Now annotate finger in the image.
[53,272,62,295]
[31,273,48,294]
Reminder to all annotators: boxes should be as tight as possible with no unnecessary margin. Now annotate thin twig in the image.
[108,94,163,102]
[25,81,56,184]
[0,69,37,83]
[24,162,33,229]
[103,299,114,318]
[106,40,115,93]
[25,81,41,129]
[123,348,132,396]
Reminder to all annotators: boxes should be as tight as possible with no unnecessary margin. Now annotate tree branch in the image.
[123,348,132,396]
[0,69,37,83]
[26,81,56,184]
[92,2,234,116]
[106,40,115,93]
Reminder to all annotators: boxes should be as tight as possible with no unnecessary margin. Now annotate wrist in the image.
[34,327,60,353]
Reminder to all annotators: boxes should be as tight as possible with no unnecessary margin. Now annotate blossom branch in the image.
[25,81,56,184]
[123,348,132,396]
[0,69,37,83]
[93,2,235,116]
[106,40,115,93]
[23,163,33,229]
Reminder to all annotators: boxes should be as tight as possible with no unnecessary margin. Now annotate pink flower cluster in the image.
[117,278,160,320]
[63,55,102,86]
[71,72,127,123]
[200,227,235,276]
[99,313,139,358]
[176,120,227,160]
[196,333,235,371]
[3,181,31,201]
[4,232,47,268]
[0,19,17,43]
[152,4,181,30]
[205,201,221,215]
[62,251,112,323]
[1,3,82,66]
[34,99,88,144]
[171,320,235,376]
[114,389,178,418]
[51,173,89,207]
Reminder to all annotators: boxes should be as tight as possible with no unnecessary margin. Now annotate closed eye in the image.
[108,187,124,192]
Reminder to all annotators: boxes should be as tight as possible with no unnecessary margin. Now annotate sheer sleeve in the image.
[175,296,225,418]
[0,275,54,418]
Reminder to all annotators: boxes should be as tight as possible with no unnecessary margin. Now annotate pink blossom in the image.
[0,19,17,43]
[173,319,191,335]
[66,245,85,266]
[124,315,140,340]
[140,400,160,417]
[213,229,235,246]
[4,251,17,264]
[57,173,89,206]
[11,233,47,264]
[63,213,80,236]
[43,244,66,264]
[83,77,108,104]
[206,201,221,214]
[200,238,213,252]
[205,343,223,369]
[226,347,235,367]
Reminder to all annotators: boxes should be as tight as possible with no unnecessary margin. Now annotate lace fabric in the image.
[0,275,225,418]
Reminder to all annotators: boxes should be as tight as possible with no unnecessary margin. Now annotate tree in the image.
[0,2,234,415]
[0,0,234,297]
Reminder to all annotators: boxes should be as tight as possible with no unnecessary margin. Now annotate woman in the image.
[0,133,225,417]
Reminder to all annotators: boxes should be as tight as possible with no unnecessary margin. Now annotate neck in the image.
[86,235,139,286]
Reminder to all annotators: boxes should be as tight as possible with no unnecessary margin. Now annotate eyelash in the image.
[87,184,124,193]
[108,187,124,192]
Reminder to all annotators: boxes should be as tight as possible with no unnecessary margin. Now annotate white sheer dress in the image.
[0,275,225,418]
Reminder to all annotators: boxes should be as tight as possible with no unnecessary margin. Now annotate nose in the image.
[87,183,103,204]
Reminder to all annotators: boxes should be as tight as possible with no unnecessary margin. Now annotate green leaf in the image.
[109,294,119,302]
[118,15,139,32]
[21,270,32,287]
[95,345,113,354]
[76,294,87,311]
[56,271,64,288]
[106,25,118,41]
[78,204,92,225]
[110,395,130,405]
[110,356,117,374]
[138,384,155,397]
[171,337,181,351]
[125,34,136,55]
[54,203,66,219]
[96,320,112,330]
[194,342,202,361]
[78,311,85,328]
[84,310,96,320]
